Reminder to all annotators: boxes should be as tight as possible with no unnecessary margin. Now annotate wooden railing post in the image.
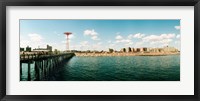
[35,61,40,81]
[20,62,22,81]
[27,61,31,81]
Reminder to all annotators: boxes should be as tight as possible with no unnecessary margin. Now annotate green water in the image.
[51,55,180,81]
[21,55,180,81]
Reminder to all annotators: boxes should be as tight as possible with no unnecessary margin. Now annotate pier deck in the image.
[20,53,75,81]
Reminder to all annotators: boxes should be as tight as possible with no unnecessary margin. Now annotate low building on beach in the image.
[163,46,179,52]
[126,47,132,53]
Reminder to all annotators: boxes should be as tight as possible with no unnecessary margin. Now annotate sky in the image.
[20,20,180,51]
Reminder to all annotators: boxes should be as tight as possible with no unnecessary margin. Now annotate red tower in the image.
[64,32,72,51]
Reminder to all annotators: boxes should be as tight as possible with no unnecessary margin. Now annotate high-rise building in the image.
[47,45,52,52]
[26,46,31,52]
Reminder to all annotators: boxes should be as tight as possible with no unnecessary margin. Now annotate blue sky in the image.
[20,20,180,51]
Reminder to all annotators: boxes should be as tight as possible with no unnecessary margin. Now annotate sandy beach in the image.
[75,52,180,57]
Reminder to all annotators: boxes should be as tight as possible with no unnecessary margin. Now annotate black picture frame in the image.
[0,0,199,101]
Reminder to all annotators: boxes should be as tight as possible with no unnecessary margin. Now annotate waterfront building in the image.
[100,50,104,53]
[149,48,164,53]
[120,48,126,53]
[20,48,24,52]
[33,45,53,55]
[136,48,140,52]
[146,48,151,52]
[140,48,144,52]
[33,45,53,52]
[54,49,59,54]
[33,48,49,52]
[126,47,131,52]
[163,46,179,52]
[150,48,159,52]
[26,46,31,52]
[149,48,155,52]
[86,50,91,53]
[159,48,164,52]
[114,50,118,53]
[70,50,80,52]
[47,45,52,52]
[131,48,135,52]
[92,50,100,53]
[139,47,148,52]
[143,47,148,52]
[109,48,114,53]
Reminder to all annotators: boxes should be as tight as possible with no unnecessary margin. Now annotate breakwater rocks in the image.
[75,52,180,57]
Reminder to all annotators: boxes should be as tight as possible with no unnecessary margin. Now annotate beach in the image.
[75,52,180,57]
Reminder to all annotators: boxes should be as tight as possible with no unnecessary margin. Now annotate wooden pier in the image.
[20,53,75,81]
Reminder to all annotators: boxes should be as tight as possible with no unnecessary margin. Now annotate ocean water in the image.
[21,55,180,81]
[50,55,180,81]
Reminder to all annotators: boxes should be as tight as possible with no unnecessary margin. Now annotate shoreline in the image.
[75,52,180,57]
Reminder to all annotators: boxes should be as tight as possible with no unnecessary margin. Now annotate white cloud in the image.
[128,33,145,39]
[21,33,69,51]
[109,43,115,46]
[143,35,159,42]
[142,33,175,47]
[134,41,144,47]
[91,36,100,40]
[84,29,98,36]
[21,33,76,51]
[125,42,133,46]
[84,29,100,40]
[142,33,175,42]
[128,34,133,39]
[20,33,47,49]
[160,39,173,45]
[80,41,88,46]
[115,35,123,40]
[116,39,131,43]
[28,33,43,42]
[115,34,133,46]
[175,26,180,30]
[160,34,175,39]
[20,40,30,47]
[74,41,105,51]
[97,42,102,45]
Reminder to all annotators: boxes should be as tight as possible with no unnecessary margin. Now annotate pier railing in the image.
[20,53,75,81]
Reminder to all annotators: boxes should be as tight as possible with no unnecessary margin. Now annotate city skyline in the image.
[20,20,180,51]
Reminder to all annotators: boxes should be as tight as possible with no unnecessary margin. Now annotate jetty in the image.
[20,53,75,81]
